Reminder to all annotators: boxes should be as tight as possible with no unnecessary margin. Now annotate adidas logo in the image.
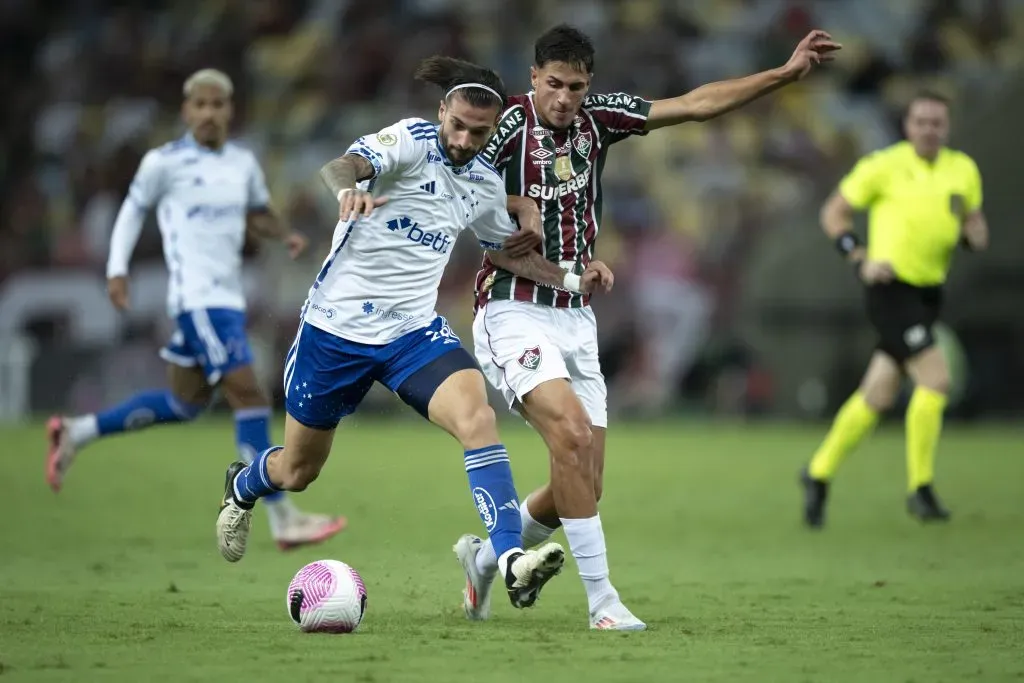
[498,500,520,512]
[419,181,436,195]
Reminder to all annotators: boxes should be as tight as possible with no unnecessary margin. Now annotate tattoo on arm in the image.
[320,154,375,197]
[487,249,568,290]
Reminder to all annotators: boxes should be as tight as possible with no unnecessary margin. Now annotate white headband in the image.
[446,82,502,101]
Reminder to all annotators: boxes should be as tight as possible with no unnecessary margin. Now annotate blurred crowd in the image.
[1,0,1022,417]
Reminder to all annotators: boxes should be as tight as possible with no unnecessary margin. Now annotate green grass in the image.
[1,419,1022,682]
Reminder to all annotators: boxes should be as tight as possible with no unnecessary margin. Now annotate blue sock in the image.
[464,445,522,561]
[95,389,203,436]
[233,446,283,505]
[234,408,285,503]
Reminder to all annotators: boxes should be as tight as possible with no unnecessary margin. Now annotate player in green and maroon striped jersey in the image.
[455,24,841,631]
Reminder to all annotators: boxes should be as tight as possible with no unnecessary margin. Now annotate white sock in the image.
[520,496,558,548]
[266,498,298,536]
[496,548,519,580]
[561,514,618,613]
[64,415,99,447]
[475,496,558,575]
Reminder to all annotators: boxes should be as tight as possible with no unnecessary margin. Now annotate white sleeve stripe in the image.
[587,105,648,120]
[347,147,383,177]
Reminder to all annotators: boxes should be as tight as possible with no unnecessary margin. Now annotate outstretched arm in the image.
[645,30,840,129]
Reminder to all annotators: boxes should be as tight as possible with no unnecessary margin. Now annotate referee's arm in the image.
[960,157,989,251]
[820,191,862,262]
[820,189,894,283]
[961,209,989,251]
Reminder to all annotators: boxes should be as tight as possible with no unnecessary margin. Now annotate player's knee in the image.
[548,412,593,460]
[861,385,897,412]
[170,387,212,414]
[276,457,322,492]
[920,368,951,395]
[452,402,499,447]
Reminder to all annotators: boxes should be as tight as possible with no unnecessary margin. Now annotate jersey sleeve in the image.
[246,154,271,210]
[838,153,885,209]
[344,121,419,179]
[964,157,983,212]
[469,189,517,251]
[480,104,526,171]
[126,150,166,209]
[585,93,653,145]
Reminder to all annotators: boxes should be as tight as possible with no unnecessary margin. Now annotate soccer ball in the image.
[286,560,367,633]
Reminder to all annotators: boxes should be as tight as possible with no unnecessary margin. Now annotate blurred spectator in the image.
[1,0,1021,418]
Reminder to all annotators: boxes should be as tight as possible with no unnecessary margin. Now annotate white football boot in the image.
[454,534,498,620]
[589,598,647,631]
[272,510,347,551]
[217,462,253,562]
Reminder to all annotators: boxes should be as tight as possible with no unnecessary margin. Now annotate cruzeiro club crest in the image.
[517,346,542,371]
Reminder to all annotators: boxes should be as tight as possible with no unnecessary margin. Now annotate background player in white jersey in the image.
[46,69,346,551]
[458,25,840,631]
[216,56,611,611]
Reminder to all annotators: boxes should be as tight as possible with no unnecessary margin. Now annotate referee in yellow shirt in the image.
[800,91,989,528]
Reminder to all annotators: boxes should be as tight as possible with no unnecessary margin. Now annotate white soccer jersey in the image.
[107,134,270,316]
[302,118,517,344]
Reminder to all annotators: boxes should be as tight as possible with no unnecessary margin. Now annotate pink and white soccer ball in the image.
[287,560,367,633]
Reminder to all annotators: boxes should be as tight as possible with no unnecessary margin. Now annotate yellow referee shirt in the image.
[839,141,983,286]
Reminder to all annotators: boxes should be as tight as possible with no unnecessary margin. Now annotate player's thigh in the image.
[859,351,902,411]
[166,363,214,406]
[520,378,593,457]
[220,364,267,409]
[377,317,498,447]
[423,366,500,450]
[472,300,569,421]
[904,345,950,394]
[284,322,376,433]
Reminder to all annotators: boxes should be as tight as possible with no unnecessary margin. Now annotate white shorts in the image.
[473,299,607,428]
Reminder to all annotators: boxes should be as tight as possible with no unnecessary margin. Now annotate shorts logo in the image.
[472,487,497,532]
[904,324,928,349]
[312,303,336,320]
[518,346,542,371]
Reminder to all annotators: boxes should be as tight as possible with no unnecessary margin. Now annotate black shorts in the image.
[864,280,943,363]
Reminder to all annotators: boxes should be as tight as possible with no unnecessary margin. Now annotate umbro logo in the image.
[530,148,554,161]
[419,181,436,195]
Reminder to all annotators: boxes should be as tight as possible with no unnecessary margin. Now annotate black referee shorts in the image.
[864,280,943,364]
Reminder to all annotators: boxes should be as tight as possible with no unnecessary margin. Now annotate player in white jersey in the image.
[216,56,612,612]
[46,69,346,551]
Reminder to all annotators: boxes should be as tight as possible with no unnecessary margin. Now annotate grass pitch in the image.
[1,418,1021,682]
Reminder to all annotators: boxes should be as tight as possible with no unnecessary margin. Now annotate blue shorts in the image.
[284,316,471,430]
[160,308,254,385]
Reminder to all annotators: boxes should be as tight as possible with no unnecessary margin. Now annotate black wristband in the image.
[834,232,861,256]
